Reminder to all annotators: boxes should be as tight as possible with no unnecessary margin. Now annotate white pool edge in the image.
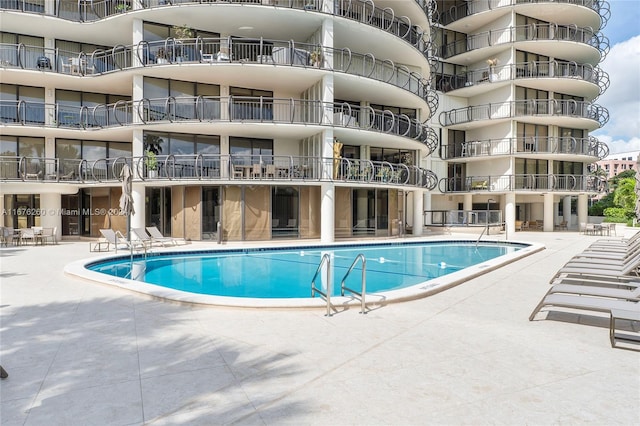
[64,239,546,309]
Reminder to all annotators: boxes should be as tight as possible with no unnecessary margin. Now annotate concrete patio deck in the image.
[1,230,639,425]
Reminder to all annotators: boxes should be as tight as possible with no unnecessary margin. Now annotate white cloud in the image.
[592,35,640,154]
[597,135,640,155]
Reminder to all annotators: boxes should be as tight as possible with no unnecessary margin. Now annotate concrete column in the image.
[562,196,571,227]
[321,11,334,69]
[132,19,144,68]
[320,182,334,243]
[504,192,516,239]
[463,193,472,212]
[413,189,424,236]
[543,193,554,232]
[423,192,431,225]
[577,193,588,230]
[131,184,145,230]
[40,193,61,241]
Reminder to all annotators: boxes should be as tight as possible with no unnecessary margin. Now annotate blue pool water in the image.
[87,241,526,299]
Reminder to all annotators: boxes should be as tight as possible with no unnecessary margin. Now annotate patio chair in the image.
[146,226,186,245]
[99,229,146,253]
[542,283,640,302]
[36,227,57,245]
[20,228,36,245]
[529,293,640,321]
[132,227,172,247]
[551,257,640,282]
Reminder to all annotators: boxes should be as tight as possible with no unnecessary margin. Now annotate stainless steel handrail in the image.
[311,253,332,317]
[340,253,367,314]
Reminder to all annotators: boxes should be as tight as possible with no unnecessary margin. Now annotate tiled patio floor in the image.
[1,230,638,425]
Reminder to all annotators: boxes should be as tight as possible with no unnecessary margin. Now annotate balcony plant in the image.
[145,150,158,178]
[173,24,194,40]
[171,25,195,62]
[115,3,130,13]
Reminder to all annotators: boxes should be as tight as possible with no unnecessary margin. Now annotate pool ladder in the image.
[311,253,367,317]
[341,254,367,315]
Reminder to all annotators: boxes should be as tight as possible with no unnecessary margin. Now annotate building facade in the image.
[0,0,611,241]
[597,151,639,180]
[428,0,610,234]
[0,0,439,242]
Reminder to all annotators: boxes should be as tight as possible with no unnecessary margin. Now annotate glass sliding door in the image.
[272,186,299,238]
[202,186,220,240]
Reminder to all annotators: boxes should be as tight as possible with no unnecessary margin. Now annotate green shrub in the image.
[603,207,634,220]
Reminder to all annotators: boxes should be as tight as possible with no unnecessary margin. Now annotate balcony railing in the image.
[434,0,610,28]
[436,60,609,97]
[441,136,608,160]
[426,209,503,228]
[1,0,429,56]
[0,154,438,189]
[438,173,607,193]
[0,96,439,154]
[0,38,434,107]
[439,99,609,128]
[439,23,609,61]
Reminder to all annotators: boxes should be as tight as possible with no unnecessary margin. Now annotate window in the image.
[1,84,45,124]
[230,137,273,165]
[230,87,273,120]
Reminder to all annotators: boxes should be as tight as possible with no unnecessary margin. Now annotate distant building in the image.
[597,151,640,179]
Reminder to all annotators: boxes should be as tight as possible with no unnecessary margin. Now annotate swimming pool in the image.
[71,239,542,307]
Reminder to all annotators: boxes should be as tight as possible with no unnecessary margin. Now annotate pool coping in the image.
[64,238,546,309]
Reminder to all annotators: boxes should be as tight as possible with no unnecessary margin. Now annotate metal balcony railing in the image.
[0,38,435,111]
[436,60,609,97]
[441,136,609,160]
[0,154,438,189]
[426,209,503,228]
[1,0,430,56]
[0,96,438,154]
[439,23,609,61]
[438,173,607,193]
[433,0,610,29]
[439,99,609,127]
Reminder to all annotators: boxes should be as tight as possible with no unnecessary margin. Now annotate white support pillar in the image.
[543,193,554,232]
[562,196,571,227]
[463,193,472,212]
[504,192,516,239]
[132,19,144,68]
[131,184,145,231]
[321,182,334,243]
[413,189,424,236]
[423,192,431,226]
[577,193,588,230]
[321,12,334,69]
[40,193,61,241]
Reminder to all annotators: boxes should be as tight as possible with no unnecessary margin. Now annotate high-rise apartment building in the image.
[429,0,610,234]
[0,0,610,241]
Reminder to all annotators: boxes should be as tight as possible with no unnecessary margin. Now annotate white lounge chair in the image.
[529,293,640,321]
[99,229,146,253]
[132,227,173,247]
[543,283,640,301]
[146,226,185,245]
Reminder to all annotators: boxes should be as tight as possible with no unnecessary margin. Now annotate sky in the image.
[591,0,640,155]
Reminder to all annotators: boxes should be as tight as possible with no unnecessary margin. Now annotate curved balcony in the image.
[0,38,433,105]
[441,136,608,160]
[439,99,609,129]
[0,96,439,154]
[434,0,609,30]
[1,0,429,56]
[437,60,609,98]
[438,173,607,193]
[440,23,609,63]
[0,154,438,189]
